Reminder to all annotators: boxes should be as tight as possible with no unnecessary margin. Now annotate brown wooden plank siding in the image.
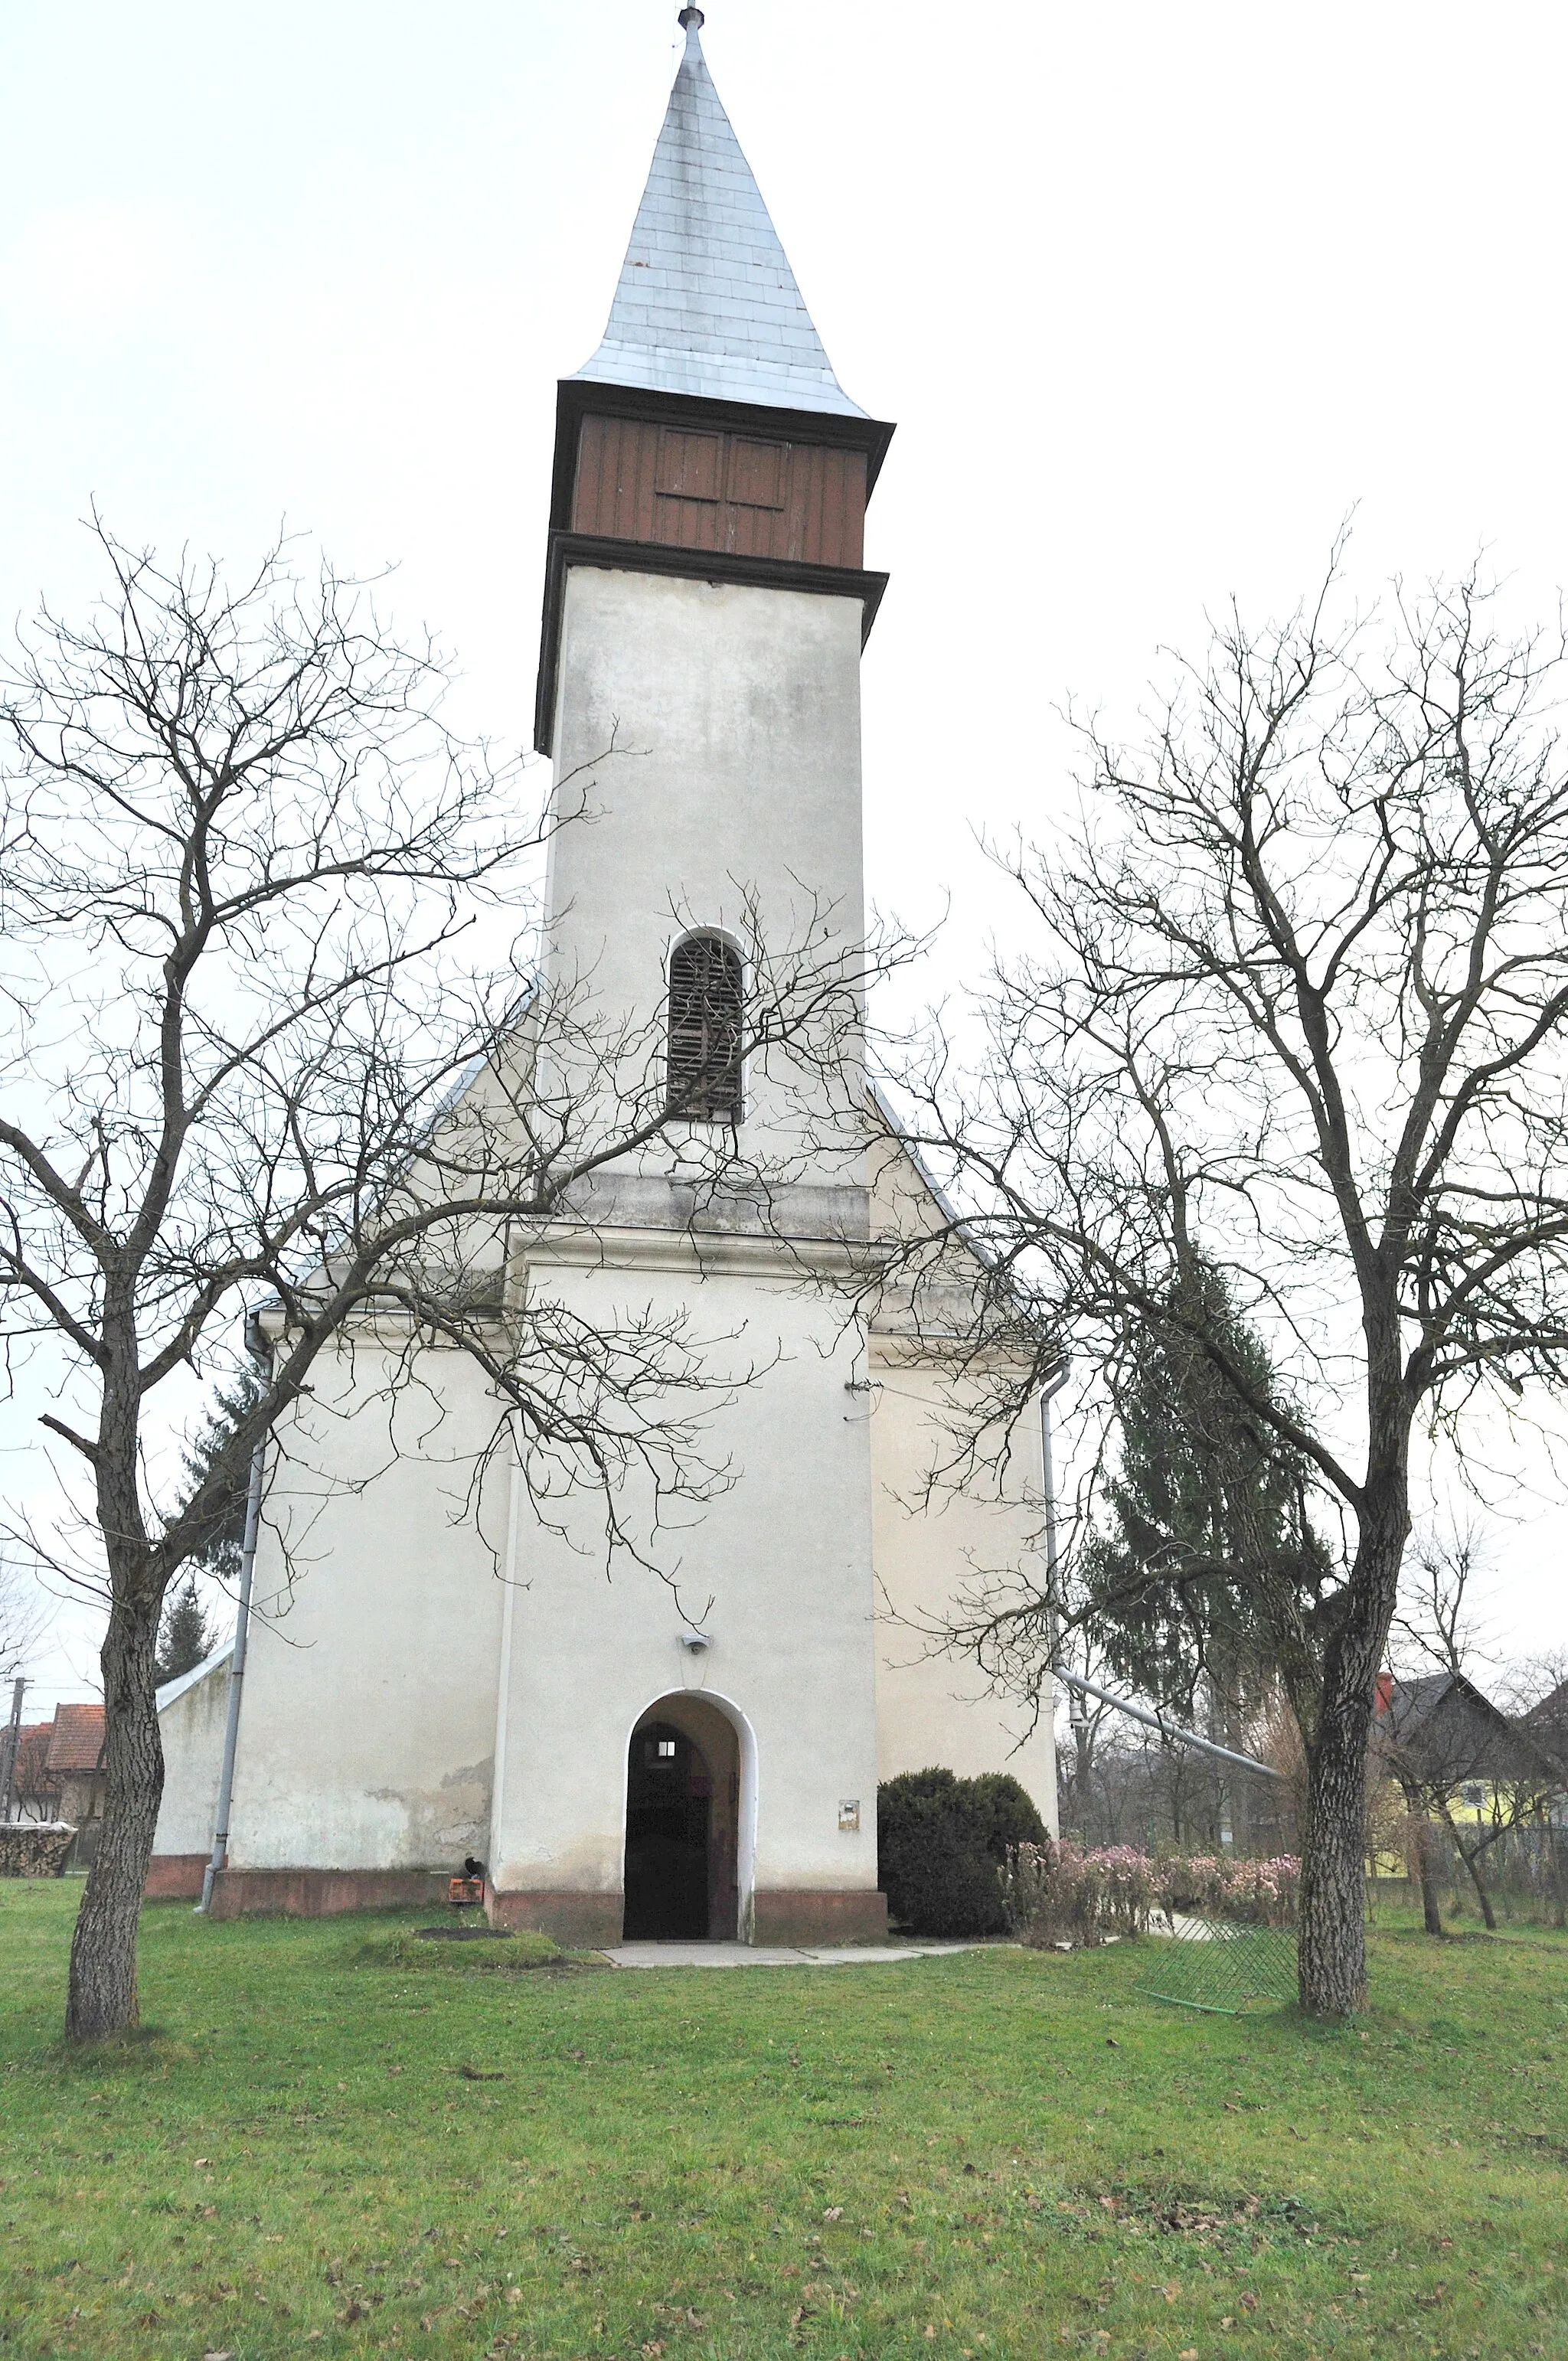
[573,413,866,569]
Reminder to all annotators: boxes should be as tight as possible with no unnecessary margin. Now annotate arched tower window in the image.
[666,932,744,1122]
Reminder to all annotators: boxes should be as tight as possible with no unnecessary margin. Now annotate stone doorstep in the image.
[603,1940,982,1968]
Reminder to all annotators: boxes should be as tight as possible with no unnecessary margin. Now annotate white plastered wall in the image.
[486,558,883,1905]
[488,1248,880,1902]
[223,1340,509,1870]
[867,1131,1059,1830]
[152,1649,233,1855]
[543,566,869,1178]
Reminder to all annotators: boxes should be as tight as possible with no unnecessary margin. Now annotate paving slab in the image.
[601,1940,982,1969]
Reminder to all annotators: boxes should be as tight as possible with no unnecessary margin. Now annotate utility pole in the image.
[0,1678,25,1822]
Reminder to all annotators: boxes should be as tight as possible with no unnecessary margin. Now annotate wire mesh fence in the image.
[1138,1915,1298,2014]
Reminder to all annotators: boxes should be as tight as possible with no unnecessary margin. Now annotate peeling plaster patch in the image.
[364,1759,494,1860]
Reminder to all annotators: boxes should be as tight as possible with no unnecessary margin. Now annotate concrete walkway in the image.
[601,1940,982,1969]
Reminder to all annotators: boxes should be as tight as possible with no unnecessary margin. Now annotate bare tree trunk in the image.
[1298,1485,1405,2015]
[1299,1707,1372,2010]
[1449,1825,1498,1931]
[65,1589,163,2043]
[1403,1788,1446,1935]
[1466,1855,1498,1931]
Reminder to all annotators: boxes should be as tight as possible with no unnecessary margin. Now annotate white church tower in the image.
[149,11,1055,1935]
[493,5,898,1942]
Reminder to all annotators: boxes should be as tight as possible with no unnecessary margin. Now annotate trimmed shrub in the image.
[877,1768,1047,1937]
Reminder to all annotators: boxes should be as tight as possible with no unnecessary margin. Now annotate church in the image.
[150,9,1056,1945]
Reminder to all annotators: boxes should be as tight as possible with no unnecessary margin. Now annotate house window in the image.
[666,933,744,1122]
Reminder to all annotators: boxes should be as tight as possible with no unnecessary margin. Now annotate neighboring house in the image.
[1374,1670,1559,1835]
[11,1703,108,1860]
[1376,1670,1522,1795]
[1521,1678,1568,1826]
[151,14,1059,1943]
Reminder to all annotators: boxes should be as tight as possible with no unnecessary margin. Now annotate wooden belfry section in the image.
[533,8,893,755]
[534,384,893,756]
[575,413,869,568]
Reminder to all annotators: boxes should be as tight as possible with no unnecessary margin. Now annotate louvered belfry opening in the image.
[666,932,744,1122]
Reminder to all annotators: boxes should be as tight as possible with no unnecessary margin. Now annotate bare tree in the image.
[0,1547,49,1683]
[880,559,1568,2013]
[0,524,884,2040]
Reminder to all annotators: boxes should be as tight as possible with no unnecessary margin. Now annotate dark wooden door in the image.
[622,1723,711,1940]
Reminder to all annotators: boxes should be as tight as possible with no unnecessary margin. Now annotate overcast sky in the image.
[4,0,1567,1703]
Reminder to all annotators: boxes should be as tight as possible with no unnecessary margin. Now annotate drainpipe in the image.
[1038,1360,1073,1718]
[1054,1668,1285,1781]
[197,1318,271,1914]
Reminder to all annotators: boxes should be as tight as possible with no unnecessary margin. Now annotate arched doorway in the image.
[623,1696,742,1941]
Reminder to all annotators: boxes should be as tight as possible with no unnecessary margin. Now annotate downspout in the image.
[197,1314,272,1913]
[1038,1363,1078,1742]
[1055,1669,1285,1781]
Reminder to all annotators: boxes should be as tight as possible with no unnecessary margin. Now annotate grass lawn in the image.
[1,1885,1565,2359]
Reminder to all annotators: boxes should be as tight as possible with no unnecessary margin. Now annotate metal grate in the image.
[1138,1917,1298,2015]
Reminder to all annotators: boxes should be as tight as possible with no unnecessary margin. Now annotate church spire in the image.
[574,8,865,417]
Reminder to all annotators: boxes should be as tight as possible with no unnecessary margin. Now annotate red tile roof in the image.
[10,1723,54,1799]
[44,1703,106,1773]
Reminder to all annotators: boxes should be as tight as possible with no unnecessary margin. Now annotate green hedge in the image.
[877,1768,1046,1937]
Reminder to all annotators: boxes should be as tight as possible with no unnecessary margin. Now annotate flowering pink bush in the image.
[1004,1841,1300,1945]
[1001,1840,1155,1945]
[1153,1853,1300,1928]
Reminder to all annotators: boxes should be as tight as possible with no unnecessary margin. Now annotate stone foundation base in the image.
[186,1872,889,1945]
[487,1889,625,1946]
[751,1889,888,1945]
[206,1868,450,1919]
[145,1853,208,1900]
[488,1887,888,1948]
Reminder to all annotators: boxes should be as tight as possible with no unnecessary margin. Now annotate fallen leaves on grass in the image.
[1050,2186,1327,2252]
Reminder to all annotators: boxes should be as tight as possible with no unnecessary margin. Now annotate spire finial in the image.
[678,7,704,29]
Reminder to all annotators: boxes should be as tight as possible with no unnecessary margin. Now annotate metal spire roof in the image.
[574,9,865,418]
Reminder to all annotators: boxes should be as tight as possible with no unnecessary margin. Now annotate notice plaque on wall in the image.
[838,1799,861,1833]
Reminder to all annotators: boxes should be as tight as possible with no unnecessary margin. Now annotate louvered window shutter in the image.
[666,934,744,1122]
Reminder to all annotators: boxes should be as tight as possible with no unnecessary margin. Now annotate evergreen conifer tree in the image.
[1081,1258,1330,1724]
[176,1364,266,1582]
[154,1576,215,1684]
